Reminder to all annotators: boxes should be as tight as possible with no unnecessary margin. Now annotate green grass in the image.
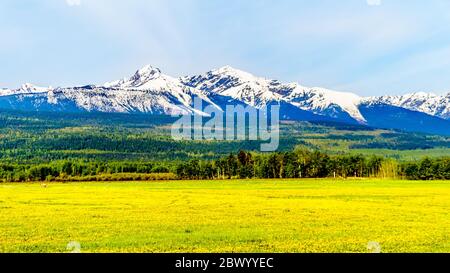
[1,179,449,253]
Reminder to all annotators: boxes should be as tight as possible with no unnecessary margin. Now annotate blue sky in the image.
[2,0,450,96]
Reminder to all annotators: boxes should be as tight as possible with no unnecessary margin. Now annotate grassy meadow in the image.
[1,179,449,253]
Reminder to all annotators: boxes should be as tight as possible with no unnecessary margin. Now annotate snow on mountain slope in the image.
[0,83,51,96]
[285,86,365,123]
[362,92,450,120]
[0,89,10,96]
[99,65,220,115]
[182,66,366,123]
[182,66,284,108]
[1,65,448,128]
[1,65,220,116]
[105,65,169,91]
[53,87,204,115]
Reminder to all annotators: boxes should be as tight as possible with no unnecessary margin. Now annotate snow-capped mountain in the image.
[182,66,366,123]
[0,89,11,96]
[0,65,220,116]
[103,64,163,89]
[182,66,285,108]
[284,86,365,123]
[363,92,450,120]
[0,83,51,96]
[1,64,449,135]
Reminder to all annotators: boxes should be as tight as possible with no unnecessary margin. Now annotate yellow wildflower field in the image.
[0,179,449,253]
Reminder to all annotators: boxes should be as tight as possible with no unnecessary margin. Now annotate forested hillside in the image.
[0,110,449,182]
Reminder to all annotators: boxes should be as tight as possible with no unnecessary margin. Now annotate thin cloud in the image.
[367,0,382,6]
[66,0,81,7]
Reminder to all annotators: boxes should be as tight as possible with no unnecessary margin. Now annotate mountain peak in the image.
[132,65,162,81]
[0,83,50,96]
[212,65,256,80]
[363,91,450,120]
[216,65,240,72]
[405,91,437,98]
[104,65,164,89]
[19,83,51,92]
[21,83,35,89]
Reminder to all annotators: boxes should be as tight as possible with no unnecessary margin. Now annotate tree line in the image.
[176,150,449,181]
[401,157,450,180]
[0,160,174,182]
[0,149,448,182]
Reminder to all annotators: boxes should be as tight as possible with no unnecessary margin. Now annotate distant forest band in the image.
[1,149,448,182]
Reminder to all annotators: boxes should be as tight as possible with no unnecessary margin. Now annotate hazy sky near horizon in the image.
[2,0,450,96]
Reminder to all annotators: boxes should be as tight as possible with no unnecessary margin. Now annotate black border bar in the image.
[1,253,448,272]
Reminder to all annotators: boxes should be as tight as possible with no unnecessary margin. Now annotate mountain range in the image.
[1,65,449,135]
